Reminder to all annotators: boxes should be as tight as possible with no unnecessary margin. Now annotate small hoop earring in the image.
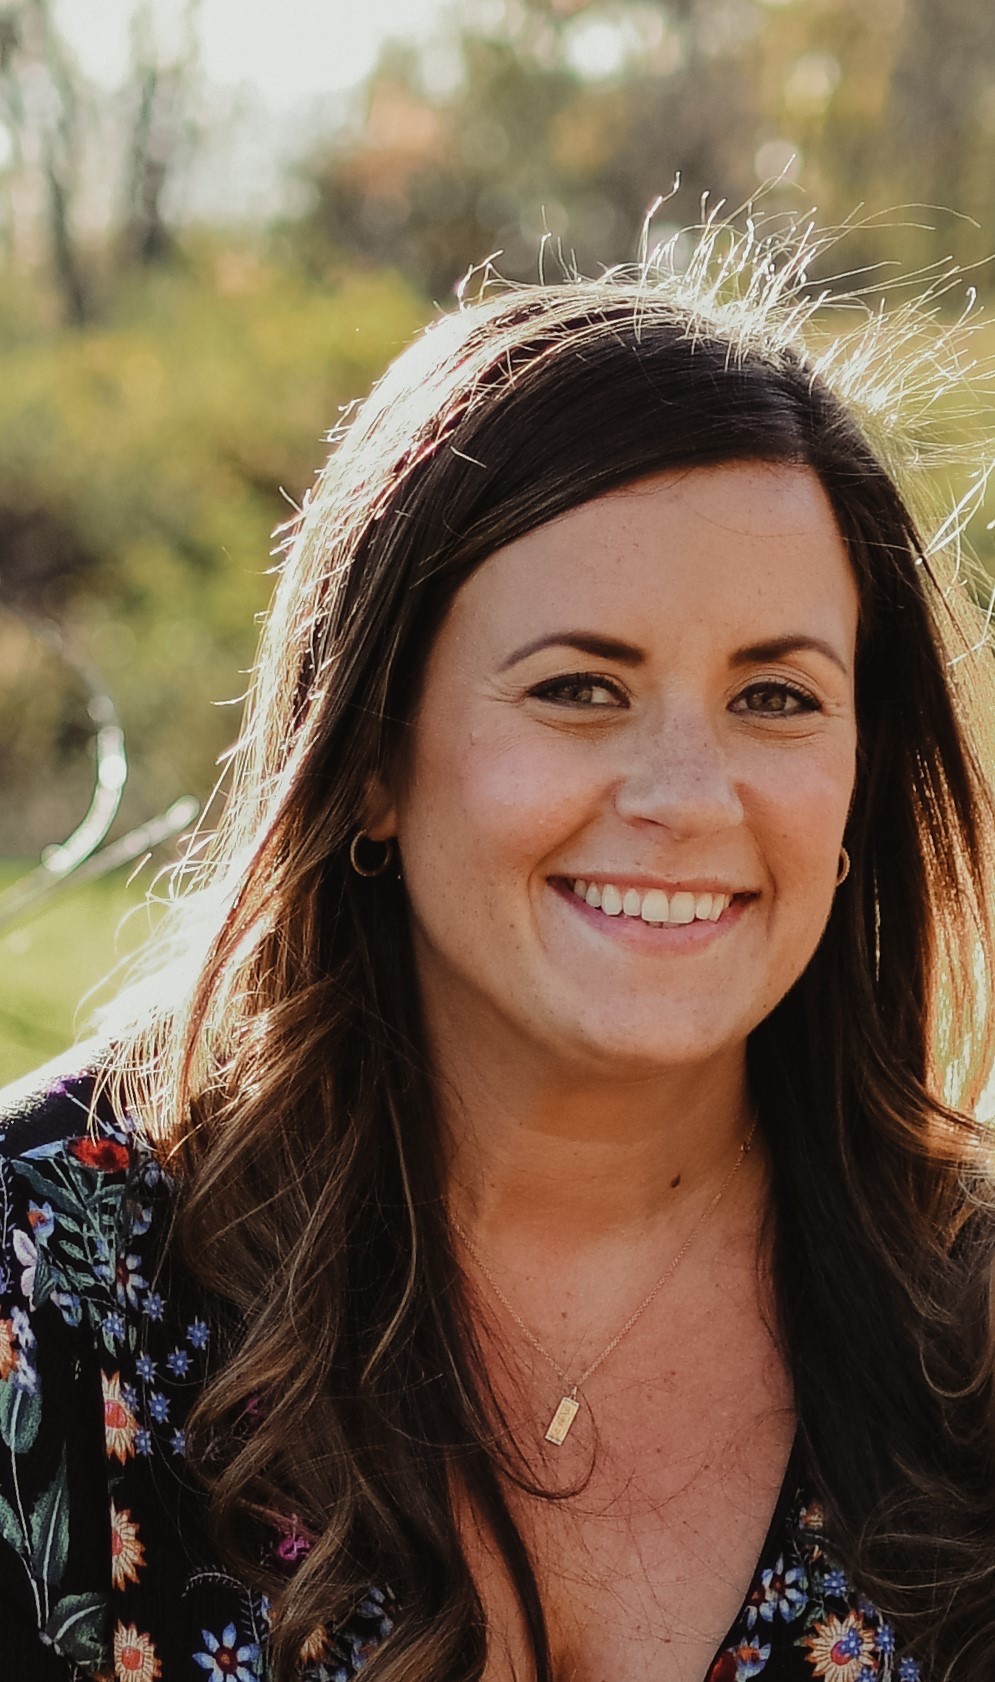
[349,830,395,878]
[835,846,851,887]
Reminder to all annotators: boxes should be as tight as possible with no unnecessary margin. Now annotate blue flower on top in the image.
[167,1347,191,1377]
[823,1566,850,1597]
[187,1317,210,1350]
[194,1622,261,1682]
[877,1622,896,1655]
[898,1660,921,1681]
[148,1390,170,1423]
[130,1203,153,1238]
[171,1427,187,1456]
[103,1309,126,1344]
[143,1289,165,1321]
[135,1427,153,1456]
[136,1352,157,1382]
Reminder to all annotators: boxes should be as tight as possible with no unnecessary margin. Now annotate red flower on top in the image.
[68,1136,130,1173]
[705,1657,738,1682]
[705,1655,738,1682]
[273,1514,314,1567]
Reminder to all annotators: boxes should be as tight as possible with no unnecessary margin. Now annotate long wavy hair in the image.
[113,223,995,1681]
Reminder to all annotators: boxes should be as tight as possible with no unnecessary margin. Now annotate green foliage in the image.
[295,0,995,293]
[2,0,995,1076]
[0,865,153,1082]
[0,247,426,854]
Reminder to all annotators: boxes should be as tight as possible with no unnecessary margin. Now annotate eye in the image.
[732,680,821,717]
[529,672,628,708]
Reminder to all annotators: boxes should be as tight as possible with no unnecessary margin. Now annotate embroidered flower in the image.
[135,1427,153,1456]
[69,1136,130,1174]
[706,1640,771,1681]
[27,1200,55,1240]
[113,1622,161,1681]
[171,1428,187,1456]
[274,1514,314,1566]
[167,1347,191,1377]
[148,1391,170,1423]
[12,1228,37,1302]
[823,1567,850,1598]
[130,1203,153,1238]
[754,1554,807,1623]
[110,1503,146,1591]
[194,1622,261,1681]
[8,1305,37,1391]
[103,1310,127,1345]
[0,1317,18,1381]
[143,1290,165,1322]
[298,1626,330,1665]
[115,1253,148,1310]
[804,1611,876,1682]
[187,1317,210,1350]
[897,1661,921,1681]
[136,1353,157,1382]
[102,1370,138,1462]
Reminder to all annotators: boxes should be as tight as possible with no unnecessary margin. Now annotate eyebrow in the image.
[499,630,850,676]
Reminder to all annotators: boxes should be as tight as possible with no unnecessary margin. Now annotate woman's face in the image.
[374,461,859,1078]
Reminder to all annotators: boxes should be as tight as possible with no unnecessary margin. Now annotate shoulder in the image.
[0,1053,172,1345]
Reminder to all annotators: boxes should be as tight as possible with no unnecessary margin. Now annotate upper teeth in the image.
[570,880,732,924]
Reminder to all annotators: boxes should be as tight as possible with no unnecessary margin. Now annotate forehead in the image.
[444,461,858,660]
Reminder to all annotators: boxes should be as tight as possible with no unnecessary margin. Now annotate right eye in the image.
[528,673,629,708]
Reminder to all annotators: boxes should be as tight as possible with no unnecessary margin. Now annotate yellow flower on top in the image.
[804,1610,875,1682]
[110,1502,146,1591]
[0,1318,18,1381]
[102,1371,138,1463]
[113,1621,161,1682]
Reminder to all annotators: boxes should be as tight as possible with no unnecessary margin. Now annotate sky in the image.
[55,0,451,105]
[52,0,454,218]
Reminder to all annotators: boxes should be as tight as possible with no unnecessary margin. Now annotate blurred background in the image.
[1,0,993,1081]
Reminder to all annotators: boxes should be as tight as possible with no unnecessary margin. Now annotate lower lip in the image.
[550,879,752,950]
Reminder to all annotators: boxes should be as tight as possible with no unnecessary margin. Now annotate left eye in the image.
[732,682,819,716]
[530,674,626,707]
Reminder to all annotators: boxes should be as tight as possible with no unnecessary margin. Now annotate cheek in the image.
[400,722,596,884]
[751,744,855,902]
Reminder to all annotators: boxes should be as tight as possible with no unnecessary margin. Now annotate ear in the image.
[361,775,397,843]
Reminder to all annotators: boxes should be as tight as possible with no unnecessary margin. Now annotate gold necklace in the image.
[452,1116,758,1446]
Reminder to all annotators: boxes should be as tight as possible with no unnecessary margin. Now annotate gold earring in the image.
[349,830,395,878]
[835,846,850,887]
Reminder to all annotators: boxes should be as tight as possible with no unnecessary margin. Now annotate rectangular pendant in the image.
[544,1394,580,1446]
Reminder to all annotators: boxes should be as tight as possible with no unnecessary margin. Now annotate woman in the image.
[2,228,995,1682]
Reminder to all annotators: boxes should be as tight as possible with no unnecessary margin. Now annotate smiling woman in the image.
[2,225,995,1682]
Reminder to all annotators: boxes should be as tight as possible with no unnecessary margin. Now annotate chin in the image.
[561,1019,734,1075]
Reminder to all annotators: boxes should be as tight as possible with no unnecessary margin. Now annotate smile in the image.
[569,879,735,925]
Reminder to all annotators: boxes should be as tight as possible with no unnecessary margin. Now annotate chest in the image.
[462,1301,795,1682]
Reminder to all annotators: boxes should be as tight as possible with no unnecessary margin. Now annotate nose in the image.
[612,696,744,839]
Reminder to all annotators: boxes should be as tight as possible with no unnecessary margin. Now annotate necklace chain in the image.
[452,1115,758,1440]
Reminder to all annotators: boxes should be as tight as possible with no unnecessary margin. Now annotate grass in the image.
[0,862,160,1085]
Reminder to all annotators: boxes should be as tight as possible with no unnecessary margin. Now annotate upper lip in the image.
[556,873,755,895]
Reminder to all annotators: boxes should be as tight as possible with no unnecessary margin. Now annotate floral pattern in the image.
[0,1070,926,1680]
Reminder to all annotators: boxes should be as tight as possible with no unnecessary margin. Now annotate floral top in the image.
[0,1068,924,1682]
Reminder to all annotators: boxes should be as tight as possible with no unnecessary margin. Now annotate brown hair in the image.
[114,225,995,1681]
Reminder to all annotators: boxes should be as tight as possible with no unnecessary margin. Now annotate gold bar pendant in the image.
[544,1394,580,1445]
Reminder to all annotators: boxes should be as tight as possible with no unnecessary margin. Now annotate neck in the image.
[438,1027,757,1255]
